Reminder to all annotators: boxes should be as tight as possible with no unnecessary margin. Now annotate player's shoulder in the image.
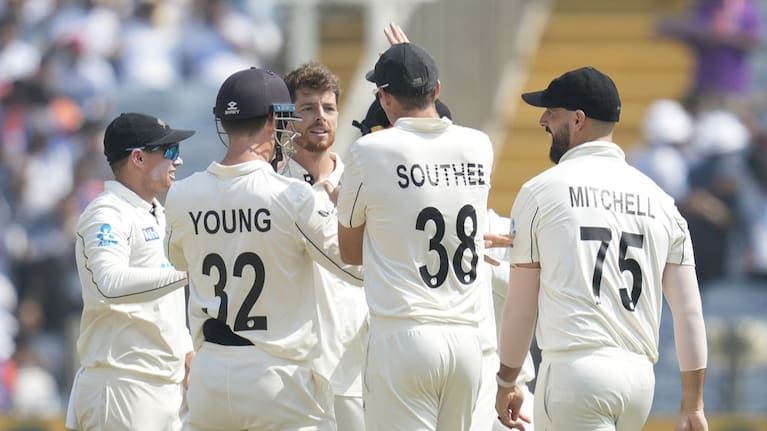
[77,190,127,231]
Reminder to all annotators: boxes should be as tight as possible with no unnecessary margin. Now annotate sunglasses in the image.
[126,143,181,161]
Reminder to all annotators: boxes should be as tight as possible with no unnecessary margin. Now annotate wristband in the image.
[496,373,517,388]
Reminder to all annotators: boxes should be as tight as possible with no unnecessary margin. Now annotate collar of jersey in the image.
[394,116,452,133]
[207,160,271,177]
[558,140,625,164]
[280,153,344,188]
[105,180,157,213]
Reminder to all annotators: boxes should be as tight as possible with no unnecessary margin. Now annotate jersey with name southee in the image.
[337,117,493,324]
[165,160,362,362]
[509,141,694,363]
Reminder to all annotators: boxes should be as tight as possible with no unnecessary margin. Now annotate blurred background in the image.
[0,0,766,429]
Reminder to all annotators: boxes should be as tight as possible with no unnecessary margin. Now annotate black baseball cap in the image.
[104,113,195,164]
[352,98,453,135]
[521,66,621,122]
[366,43,438,96]
[214,67,296,120]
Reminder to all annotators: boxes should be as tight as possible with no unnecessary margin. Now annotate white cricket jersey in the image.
[337,117,493,324]
[165,160,363,362]
[509,141,695,363]
[74,181,192,383]
[279,154,368,396]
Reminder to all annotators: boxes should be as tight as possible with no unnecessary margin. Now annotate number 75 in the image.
[579,227,644,312]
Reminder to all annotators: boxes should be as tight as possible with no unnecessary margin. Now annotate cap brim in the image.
[147,129,195,146]
[365,69,377,84]
[521,90,547,107]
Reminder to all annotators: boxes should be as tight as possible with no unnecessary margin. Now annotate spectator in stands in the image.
[118,0,182,90]
[628,99,694,202]
[656,0,765,112]
[681,109,751,287]
[178,0,283,85]
[0,14,41,85]
[736,134,767,280]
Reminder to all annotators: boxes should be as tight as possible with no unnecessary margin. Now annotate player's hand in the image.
[484,232,514,249]
[495,384,530,430]
[384,22,410,45]
[184,351,195,389]
[323,182,339,206]
[674,410,708,431]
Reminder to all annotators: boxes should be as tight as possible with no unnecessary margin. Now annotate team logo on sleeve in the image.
[96,224,118,247]
[142,226,160,242]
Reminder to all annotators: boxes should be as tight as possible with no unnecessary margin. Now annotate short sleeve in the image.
[508,184,541,264]
[337,140,367,228]
[668,208,695,266]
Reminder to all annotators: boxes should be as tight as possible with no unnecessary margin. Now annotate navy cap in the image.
[366,43,438,96]
[104,113,194,164]
[521,66,621,122]
[214,67,295,120]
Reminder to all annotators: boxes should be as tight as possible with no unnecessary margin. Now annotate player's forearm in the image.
[663,264,707,371]
[497,363,522,385]
[680,368,706,412]
[498,267,540,369]
[93,265,187,303]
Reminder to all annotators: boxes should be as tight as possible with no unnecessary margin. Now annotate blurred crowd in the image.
[0,0,284,417]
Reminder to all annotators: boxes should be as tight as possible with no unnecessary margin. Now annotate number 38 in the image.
[415,204,479,288]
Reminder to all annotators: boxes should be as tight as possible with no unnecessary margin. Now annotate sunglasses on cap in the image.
[125,143,181,161]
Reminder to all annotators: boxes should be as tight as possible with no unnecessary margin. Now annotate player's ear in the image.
[574,110,586,128]
[130,149,143,165]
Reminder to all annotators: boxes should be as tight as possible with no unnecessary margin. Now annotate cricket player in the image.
[337,42,491,430]
[164,67,363,431]
[281,62,369,430]
[495,66,708,431]
[68,113,195,431]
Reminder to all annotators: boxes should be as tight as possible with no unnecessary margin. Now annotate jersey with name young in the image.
[509,141,694,363]
[337,118,493,324]
[165,160,363,362]
[279,154,368,396]
[75,180,191,383]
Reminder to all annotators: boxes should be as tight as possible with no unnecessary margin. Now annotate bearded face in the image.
[549,121,571,164]
[293,88,338,153]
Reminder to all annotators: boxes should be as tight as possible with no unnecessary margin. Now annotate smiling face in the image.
[142,144,183,196]
[540,107,573,164]
[292,87,338,153]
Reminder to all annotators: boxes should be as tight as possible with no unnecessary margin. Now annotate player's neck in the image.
[221,138,273,166]
[292,148,336,182]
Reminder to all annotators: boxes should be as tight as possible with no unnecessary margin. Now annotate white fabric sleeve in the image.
[498,267,540,369]
[292,183,364,286]
[662,263,707,371]
[78,206,187,304]
[336,140,367,229]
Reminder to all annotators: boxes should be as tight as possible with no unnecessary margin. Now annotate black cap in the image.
[213,67,294,120]
[521,66,621,122]
[104,113,194,164]
[365,43,438,96]
[352,98,453,135]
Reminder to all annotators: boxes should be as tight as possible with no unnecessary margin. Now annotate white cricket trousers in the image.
[68,367,184,431]
[364,317,483,431]
[535,347,655,431]
[184,342,335,431]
